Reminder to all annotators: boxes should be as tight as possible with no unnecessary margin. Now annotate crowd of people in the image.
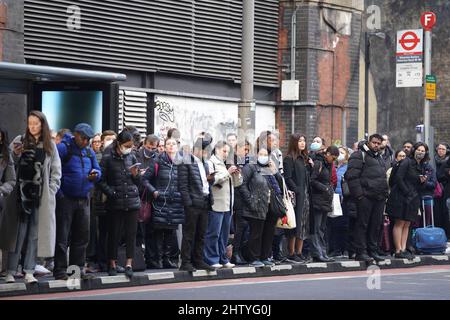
[0,111,449,284]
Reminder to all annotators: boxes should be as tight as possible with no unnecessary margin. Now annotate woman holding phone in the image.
[98,130,141,277]
[0,111,61,284]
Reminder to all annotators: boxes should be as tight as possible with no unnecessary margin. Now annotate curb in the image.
[0,255,449,298]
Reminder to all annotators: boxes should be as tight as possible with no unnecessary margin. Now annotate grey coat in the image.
[0,135,61,258]
[0,152,16,218]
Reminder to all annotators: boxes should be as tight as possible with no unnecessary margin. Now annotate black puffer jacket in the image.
[178,154,211,209]
[238,164,271,220]
[143,152,184,227]
[310,153,334,213]
[98,145,141,212]
[345,144,389,201]
[386,157,424,216]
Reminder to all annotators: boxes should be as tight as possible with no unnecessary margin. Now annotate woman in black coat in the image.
[238,146,283,267]
[386,142,430,259]
[142,137,184,268]
[309,145,339,262]
[283,134,313,263]
[98,130,141,277]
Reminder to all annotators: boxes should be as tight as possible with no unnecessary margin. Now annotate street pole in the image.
[364,32,369,140]
[424,29,431,147]
[238,0,255,142]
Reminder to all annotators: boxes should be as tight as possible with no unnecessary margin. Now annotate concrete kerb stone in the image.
[0,255,449,298]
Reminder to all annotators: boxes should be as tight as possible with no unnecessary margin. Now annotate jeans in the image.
[54,196,90,276]
[8,209,38,274]
[310,210,328,259]
[204,211,232,265]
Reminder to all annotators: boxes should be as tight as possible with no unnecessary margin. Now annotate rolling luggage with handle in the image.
[413,196,448,255]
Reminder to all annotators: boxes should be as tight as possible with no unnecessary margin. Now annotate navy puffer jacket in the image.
[143,152,184,227]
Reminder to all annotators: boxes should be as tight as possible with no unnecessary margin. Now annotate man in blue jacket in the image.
[53,123,101,280]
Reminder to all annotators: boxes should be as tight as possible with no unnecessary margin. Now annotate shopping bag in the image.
[276,178,297,229]
[328,193,343,218]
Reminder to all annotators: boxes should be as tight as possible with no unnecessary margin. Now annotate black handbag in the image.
[269,186,287,218]
[341,176,351,198]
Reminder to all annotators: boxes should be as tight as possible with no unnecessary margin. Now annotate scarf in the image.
[264,174,282,195]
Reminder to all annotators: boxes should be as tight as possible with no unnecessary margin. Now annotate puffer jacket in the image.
[310,153,334,213]
[178,154,211,209]
[57,133,101,198]
[345,143,389,201]
[143,152,184,227]
[98,144,141,212]
[238,164,271,220]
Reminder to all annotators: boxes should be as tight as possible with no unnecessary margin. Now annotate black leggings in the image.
[107,210,138,261]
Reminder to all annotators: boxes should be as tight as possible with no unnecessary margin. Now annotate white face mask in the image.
[104,140,114,148]
[120,145,132,155]
[258,155,269,166]
[337,153,345,162]
[310,142,321,152]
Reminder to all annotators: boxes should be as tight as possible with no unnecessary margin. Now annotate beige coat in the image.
[208,154,242,212]
[0,135,61,258]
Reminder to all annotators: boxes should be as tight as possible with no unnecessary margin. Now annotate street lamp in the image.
[364,31,385,139]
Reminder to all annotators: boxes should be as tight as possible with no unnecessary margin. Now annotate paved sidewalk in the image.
[1,254,449,298]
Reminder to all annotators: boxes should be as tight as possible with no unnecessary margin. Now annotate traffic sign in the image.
[396,29,423,87]
[426,75,436,100]
[421,12,436,31]
[399,31,421,51]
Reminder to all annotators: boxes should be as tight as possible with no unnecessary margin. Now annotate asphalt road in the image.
[5,265,450,301]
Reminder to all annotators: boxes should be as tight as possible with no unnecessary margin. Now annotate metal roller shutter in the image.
[24,0,279,85]
[118,90,147,137]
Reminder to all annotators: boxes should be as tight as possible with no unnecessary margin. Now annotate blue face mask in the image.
[310,142,321,152]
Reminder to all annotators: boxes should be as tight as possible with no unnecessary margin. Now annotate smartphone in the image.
[129,162,142,169]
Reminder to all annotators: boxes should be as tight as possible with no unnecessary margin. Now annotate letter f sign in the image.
[421,12,436,31]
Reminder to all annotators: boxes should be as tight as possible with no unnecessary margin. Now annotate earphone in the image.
[152,159,174,213]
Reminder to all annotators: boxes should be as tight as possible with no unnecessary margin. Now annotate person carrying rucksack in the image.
[53,123,101,280]
[345,134,389,263]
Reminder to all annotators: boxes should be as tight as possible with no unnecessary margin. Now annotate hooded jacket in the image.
[345,142,389,201]
[57,133,101,199]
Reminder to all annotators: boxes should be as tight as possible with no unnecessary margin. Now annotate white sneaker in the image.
[222,262,235,268]
[24,273,38,284]
[211,264,223,269]
[34,264,51,275]
[5,274,15,283]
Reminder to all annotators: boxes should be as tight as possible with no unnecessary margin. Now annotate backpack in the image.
[61,140,95,171]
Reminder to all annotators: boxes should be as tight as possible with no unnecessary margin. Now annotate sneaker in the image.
[250,260,265,268]
[34,264,51,276]
[286,255,304,264]
[24,273,38,284]
[5,274,15,283]
[116,265,125,273]
[125,266,133,278]
[222,262,235,268]
[261,259,275,267]
[404,250,415,260]
[211,263,223,269]
[193,262,215,272]
[394,251,408,259]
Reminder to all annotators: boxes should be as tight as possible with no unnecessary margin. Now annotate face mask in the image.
[337,153,345,162]
[257,156,269,166]
[104,140,113,148]
[120,145,132,155]
[310,142,321,152]
[415,152,425,160]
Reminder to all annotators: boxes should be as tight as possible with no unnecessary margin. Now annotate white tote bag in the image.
[276,178,297,229]
[328,193,343,218]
